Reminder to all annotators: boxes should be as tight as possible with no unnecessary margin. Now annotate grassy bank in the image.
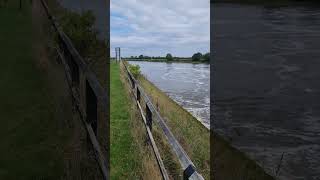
[111,62,162,179]
[212,133,274,180]
[137,74,210,179]
[0,1,72,179]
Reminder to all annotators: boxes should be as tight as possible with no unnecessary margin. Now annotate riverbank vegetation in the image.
[128,64,141,78]
[125,52,210,63]
[131,69,210,179]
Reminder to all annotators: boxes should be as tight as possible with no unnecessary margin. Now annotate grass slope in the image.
[0,2,68,179]
[138,75,210,179]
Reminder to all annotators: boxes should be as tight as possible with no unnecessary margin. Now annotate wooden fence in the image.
[40,0,109,179]
[122,61,205,180]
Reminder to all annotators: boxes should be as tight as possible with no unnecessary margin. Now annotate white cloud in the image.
[111,0,210,57]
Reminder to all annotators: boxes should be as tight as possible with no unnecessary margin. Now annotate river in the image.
[129,61,210,129]
[213,3,320,180]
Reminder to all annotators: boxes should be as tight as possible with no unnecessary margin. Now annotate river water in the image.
[129,61,210,129]
[213,3,320,180]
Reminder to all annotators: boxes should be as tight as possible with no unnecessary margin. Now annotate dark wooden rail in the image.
[40,0,109,179]
[122,61,204,180]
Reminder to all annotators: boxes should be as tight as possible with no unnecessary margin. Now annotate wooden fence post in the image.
[146,104,152,131]
[86,80,98,136]
[137,87,141,102]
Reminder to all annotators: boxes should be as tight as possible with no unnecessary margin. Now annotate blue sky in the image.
[111,0,210,57]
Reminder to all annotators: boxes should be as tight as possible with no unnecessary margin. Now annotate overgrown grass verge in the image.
[137,74,210,179]
[111,62,162,179]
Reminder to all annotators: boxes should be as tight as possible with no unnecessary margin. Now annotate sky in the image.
[111,0,210,57]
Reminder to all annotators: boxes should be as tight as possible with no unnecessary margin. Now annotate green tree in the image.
[60,11,104,60]
[203,52,210,62]
[166,53,173,61]
[139,55,144,59]
[192,52,202,61]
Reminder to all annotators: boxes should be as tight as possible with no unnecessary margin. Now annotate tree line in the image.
[127,52,210,62]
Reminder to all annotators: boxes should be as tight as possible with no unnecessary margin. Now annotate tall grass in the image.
[136,72,210,179]
[111,62,162,179]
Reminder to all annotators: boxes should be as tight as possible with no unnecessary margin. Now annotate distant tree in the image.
[139,55,144,59]
[166,53,173,61]
[203,52,210,62]
[192,52,202,61]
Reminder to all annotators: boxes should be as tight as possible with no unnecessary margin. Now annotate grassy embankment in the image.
[211,132,275,180]
[0,1,74,179]
[111,62,162,179]
[136,74,210,179]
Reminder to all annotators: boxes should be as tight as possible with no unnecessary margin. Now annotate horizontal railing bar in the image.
[56,46,109,180]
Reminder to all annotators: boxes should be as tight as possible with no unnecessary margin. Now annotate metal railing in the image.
[122,61,204,180]
[40,0,109,179]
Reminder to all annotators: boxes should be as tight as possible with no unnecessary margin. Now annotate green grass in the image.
[0,2,68,179]
[138,75,210,179]
[110,62,141,179]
